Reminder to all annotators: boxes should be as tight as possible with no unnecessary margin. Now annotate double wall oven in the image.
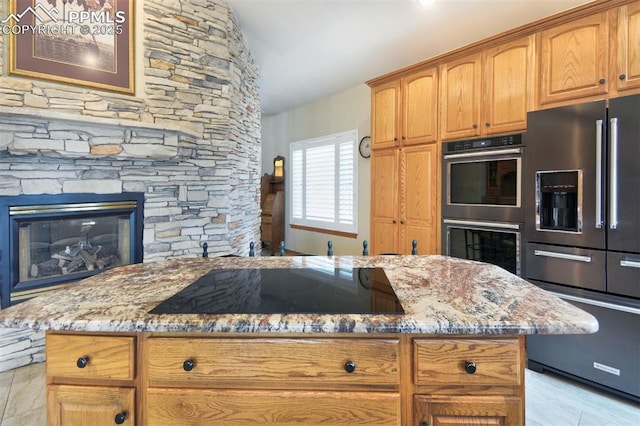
[442,134,525,276]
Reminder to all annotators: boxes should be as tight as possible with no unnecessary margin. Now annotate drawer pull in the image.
[183,359,195,372]
[76,356,89,369]
[464,361,477,374]
[344,360,356,373]
[533,249,592,263]
[114,412,127,424]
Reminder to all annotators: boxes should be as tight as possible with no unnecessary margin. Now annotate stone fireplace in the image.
[0,0,261,371]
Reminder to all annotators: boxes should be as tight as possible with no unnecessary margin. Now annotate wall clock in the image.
[359,136,371,158]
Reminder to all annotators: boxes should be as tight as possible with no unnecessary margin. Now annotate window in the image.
[290,129,358,234]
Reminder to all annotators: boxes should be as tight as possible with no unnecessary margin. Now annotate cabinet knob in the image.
[619,74,627,80]
[392,219,397,224]
[472,124,478,129]
[394,137,398,141]
[402,135,406,140]
[485,122,490,127]
[76,357,89,369]
[599,78,605,84]
[183,359,195,371]
[344,360,356,373]
[114,412,127,424]
[400,220,405,225]
[465,361,477,374]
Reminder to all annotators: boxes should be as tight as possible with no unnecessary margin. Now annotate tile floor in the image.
[0,362,638,425]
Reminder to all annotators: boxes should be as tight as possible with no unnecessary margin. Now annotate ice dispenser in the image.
[536,170,582,233]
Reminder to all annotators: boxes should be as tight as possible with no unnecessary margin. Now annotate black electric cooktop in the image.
[149,267,404,315]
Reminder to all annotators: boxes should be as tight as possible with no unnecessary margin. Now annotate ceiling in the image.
[226,0,594,116]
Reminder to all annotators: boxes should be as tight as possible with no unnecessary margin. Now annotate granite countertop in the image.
[0,255,598,335]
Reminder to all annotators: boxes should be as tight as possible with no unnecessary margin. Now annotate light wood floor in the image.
[1,362,638,425]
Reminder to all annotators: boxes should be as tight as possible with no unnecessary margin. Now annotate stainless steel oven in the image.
[443,134,524,223]
[443,219,523,276]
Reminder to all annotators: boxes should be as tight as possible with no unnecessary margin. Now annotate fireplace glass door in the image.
[17,213,131,284]
[0,194,144,307]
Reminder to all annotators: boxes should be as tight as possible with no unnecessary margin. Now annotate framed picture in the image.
[9,0,134,94]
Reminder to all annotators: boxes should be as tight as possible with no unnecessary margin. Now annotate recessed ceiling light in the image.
[418,0,437,6]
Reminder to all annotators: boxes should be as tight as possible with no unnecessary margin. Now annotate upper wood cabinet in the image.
[615,1,640,93]
[439,53,482,141]
[402,68,439,145]
[371,67,438,149]
[483,36,535,135]
[440,36,533,140]
[371,80,400,150]
[538,13,609,106]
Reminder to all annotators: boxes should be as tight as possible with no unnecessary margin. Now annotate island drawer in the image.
[145,337,400,387]
[413,338,521,386]
[46,334,136,381]
[146,388,401,425]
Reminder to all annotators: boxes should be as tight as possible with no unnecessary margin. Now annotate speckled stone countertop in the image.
[0,255,598,335]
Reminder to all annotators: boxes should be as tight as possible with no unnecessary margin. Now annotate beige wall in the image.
[261,84,371,255]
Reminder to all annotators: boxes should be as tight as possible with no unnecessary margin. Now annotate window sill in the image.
[290,224,357,239]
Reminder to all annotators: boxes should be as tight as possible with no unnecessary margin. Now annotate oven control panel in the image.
[444,134,523,153]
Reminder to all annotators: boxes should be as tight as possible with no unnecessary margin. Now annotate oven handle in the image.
[548,291,640,315]
[533,249,592,263]
[443,148,521,160]
[443,219,521,230]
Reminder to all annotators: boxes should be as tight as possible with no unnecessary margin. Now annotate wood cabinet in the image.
[412,338,524,426]
[440,36,534,140]
[538,13,609,106]
[538,3,640,106]
[46,333,136,425]
[371,144,438,255]
[371,80,400,150]
[614,1,640,93]
[48,385,135,426]
[46,332,524,425]
[414,395,522,426]
[439,53,482,141]
[371,67,438,150]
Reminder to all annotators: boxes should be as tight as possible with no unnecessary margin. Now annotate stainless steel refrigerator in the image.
[524,94,640,402]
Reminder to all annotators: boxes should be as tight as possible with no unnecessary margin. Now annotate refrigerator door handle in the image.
[595,119,603,228]
[533,249,592,263]
[620,259,640,269]
[609,117,619,230]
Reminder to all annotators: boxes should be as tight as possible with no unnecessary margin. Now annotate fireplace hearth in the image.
[0,193,144,308]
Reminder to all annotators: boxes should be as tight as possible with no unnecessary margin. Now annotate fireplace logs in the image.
[30,241,119,278]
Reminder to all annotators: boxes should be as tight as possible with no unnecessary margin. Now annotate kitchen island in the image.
[0,255,597,425]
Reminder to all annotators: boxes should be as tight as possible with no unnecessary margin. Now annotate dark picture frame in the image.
[9,0,134,94]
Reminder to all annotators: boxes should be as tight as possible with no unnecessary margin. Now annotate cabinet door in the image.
[414,395,522,426]
[615,1,640,92]
[402,67,438,145]
[48,385,134,426]
[371,80,401,150]
[371,149,399,254]
[440,53,482,140]
[538,13,609,106]
[483,36,534,134]
[399,145,438,255]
